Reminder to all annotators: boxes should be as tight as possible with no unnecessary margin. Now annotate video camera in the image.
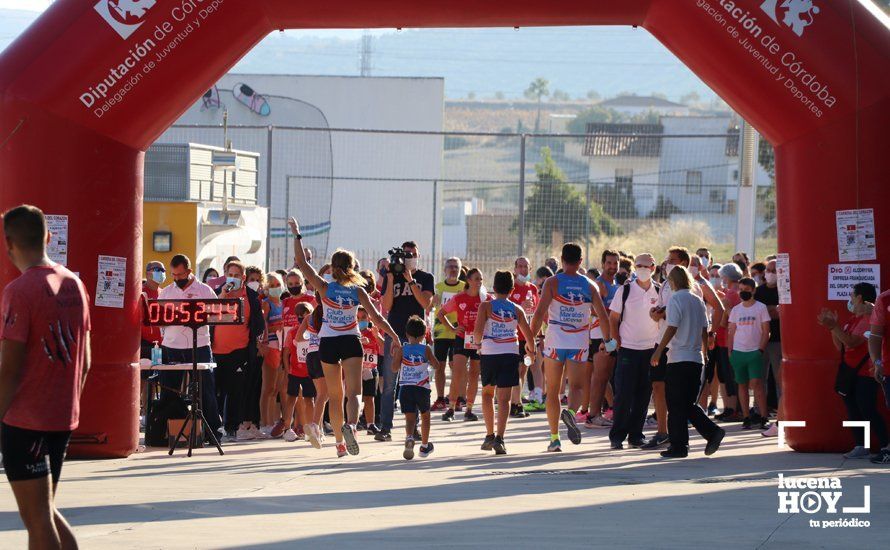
[387,246,415,274]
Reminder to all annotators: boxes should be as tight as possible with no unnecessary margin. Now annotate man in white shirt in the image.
[608,253,661,450]
[157,254,222,440]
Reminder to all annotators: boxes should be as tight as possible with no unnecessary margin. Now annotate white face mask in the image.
[323,273,334,283]
[246,281,260,292]
[689,266,700,278]
[515,273,529,284]
[665,263,677,277]
[405,257,418,271]
[636,268,652,282]
[765,272,777,285]
[710,277,723,288]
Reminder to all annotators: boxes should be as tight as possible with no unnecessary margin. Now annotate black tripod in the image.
[168,326,224,457]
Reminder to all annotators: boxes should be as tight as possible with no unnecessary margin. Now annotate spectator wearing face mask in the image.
[158,254,222,441]
[750,262,766,286]
[727,277,771,430]
[732,251,751,277]
[713,262,744,422]
[755,259,782,436]
[819,283,887,460]
[213,260,265,441]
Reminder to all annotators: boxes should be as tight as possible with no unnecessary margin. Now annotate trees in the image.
[520,147,619,245]
[524,77,550,132]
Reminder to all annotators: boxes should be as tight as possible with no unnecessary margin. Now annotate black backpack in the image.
[145,393,188,447]
[618,280,661,324]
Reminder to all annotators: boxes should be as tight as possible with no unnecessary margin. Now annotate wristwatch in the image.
[294,233,303,240]
[407,280,417,287]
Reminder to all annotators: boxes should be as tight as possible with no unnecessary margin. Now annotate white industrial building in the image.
[157,74,445,270]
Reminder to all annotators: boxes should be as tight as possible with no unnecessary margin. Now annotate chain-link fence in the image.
[158,124,777,278]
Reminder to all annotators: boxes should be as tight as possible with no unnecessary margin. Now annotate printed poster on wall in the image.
[836,209,876,262]
[96,255,126,309]
[45,214,68,266]
[827,264,880,301]
[776,253,792,305]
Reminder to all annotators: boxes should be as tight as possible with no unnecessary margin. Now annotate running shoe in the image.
[270,420,286,439]
[628,437,647,448]
[707,403,718,416]
[645,415,658,428]
[414,427,422,440]
[403,437,415,460]
[323,421,334,436]
[547,439,562,452]
[510,404,529,418]
[419,442,435,458]
[456,397,467,412]
[283,428,298,442]
[870,449,890,465]
[761,423,778,437]
[295,425,306,440]
[560,395,568,406]
[237,427,256,441]
[584,415,612,429]
[610,441,624,450]
[843,446,870,459]
[374,430,392,442]
[705,428,725,456]
[223,432,238,443]
[660,446,688,458]
[464,411,479,422]
[259,425,274,438]
[523,401,541,413]
[307,424,322,449]
[603,408,614,421]
[560,409,582,445]
[336,442,348,458]
[481,434,495,451]
[574,409,589,424]
[533,400,547,412]
[641,433,669,450]
[431,397,447,412]
[714,408,734,421]
[442,409,455,422]
[342,424,360,456]
[493,436,507,455]
[366,423,381,436]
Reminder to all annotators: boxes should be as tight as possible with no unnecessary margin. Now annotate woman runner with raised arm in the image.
[289,217,401,458]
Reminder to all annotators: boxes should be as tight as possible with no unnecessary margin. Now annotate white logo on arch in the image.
[94,0,157,39]
[760,0,821,37]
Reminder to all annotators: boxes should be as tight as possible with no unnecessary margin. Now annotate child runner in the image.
[531,243,615,452]
[358,307,384,435]
[436,268,489,422]
[474,271,536,454]
[295,295,326,448]
[282,303,316,442]
[727,277,771,429]
[290,217,401,458]
[260,272,287,438]
[392,316,438,460]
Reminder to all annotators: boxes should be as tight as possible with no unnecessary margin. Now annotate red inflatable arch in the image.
[0,0,887,456]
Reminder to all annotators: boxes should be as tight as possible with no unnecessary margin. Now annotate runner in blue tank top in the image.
[473,271,536,455]
[586,250,622,429]
[290,217,401,459]
[530,243,617,453]
[391,316,440,460]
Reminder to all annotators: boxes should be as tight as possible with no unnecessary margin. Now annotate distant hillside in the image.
[1,11,718,103]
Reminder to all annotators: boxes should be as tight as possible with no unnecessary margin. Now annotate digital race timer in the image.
[142,298,244,327]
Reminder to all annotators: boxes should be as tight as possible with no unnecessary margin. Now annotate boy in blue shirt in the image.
[392,315,440,459]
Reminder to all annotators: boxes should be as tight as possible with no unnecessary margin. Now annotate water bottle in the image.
[151,342,162,366]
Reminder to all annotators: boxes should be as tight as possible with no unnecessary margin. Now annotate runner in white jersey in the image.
[290,218,401,459]
[531,243,616,452]
[474,271,536,455]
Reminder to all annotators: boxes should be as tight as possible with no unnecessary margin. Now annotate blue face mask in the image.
[150,271,165,284]
[358,321,370,331]
[226,277,242,290]
[847,299,856,313]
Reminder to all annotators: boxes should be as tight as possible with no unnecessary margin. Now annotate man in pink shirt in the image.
[0,205,91,549]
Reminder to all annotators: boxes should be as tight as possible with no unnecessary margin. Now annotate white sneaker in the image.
[283,429,298,442]
[645,416,658,428]
[584,415,612,429]
[256,425,272,440]
[843,446,870,459]
[761,424,779,437]
[237,427,256,441]
[307,424,322,449]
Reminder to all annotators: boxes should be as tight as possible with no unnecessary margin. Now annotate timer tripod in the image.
[168,324,224,457]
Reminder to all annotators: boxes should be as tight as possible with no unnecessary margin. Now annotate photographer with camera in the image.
[376,241,435,441]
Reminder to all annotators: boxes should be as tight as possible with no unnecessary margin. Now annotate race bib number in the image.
[464,334,480,350]
[362,352,378,369]
[296,340,309,362]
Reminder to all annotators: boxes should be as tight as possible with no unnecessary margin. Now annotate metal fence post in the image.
[517,134,527,257]
[432,179,438,277]
[585,181,591,263]
[265,125,274,270]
